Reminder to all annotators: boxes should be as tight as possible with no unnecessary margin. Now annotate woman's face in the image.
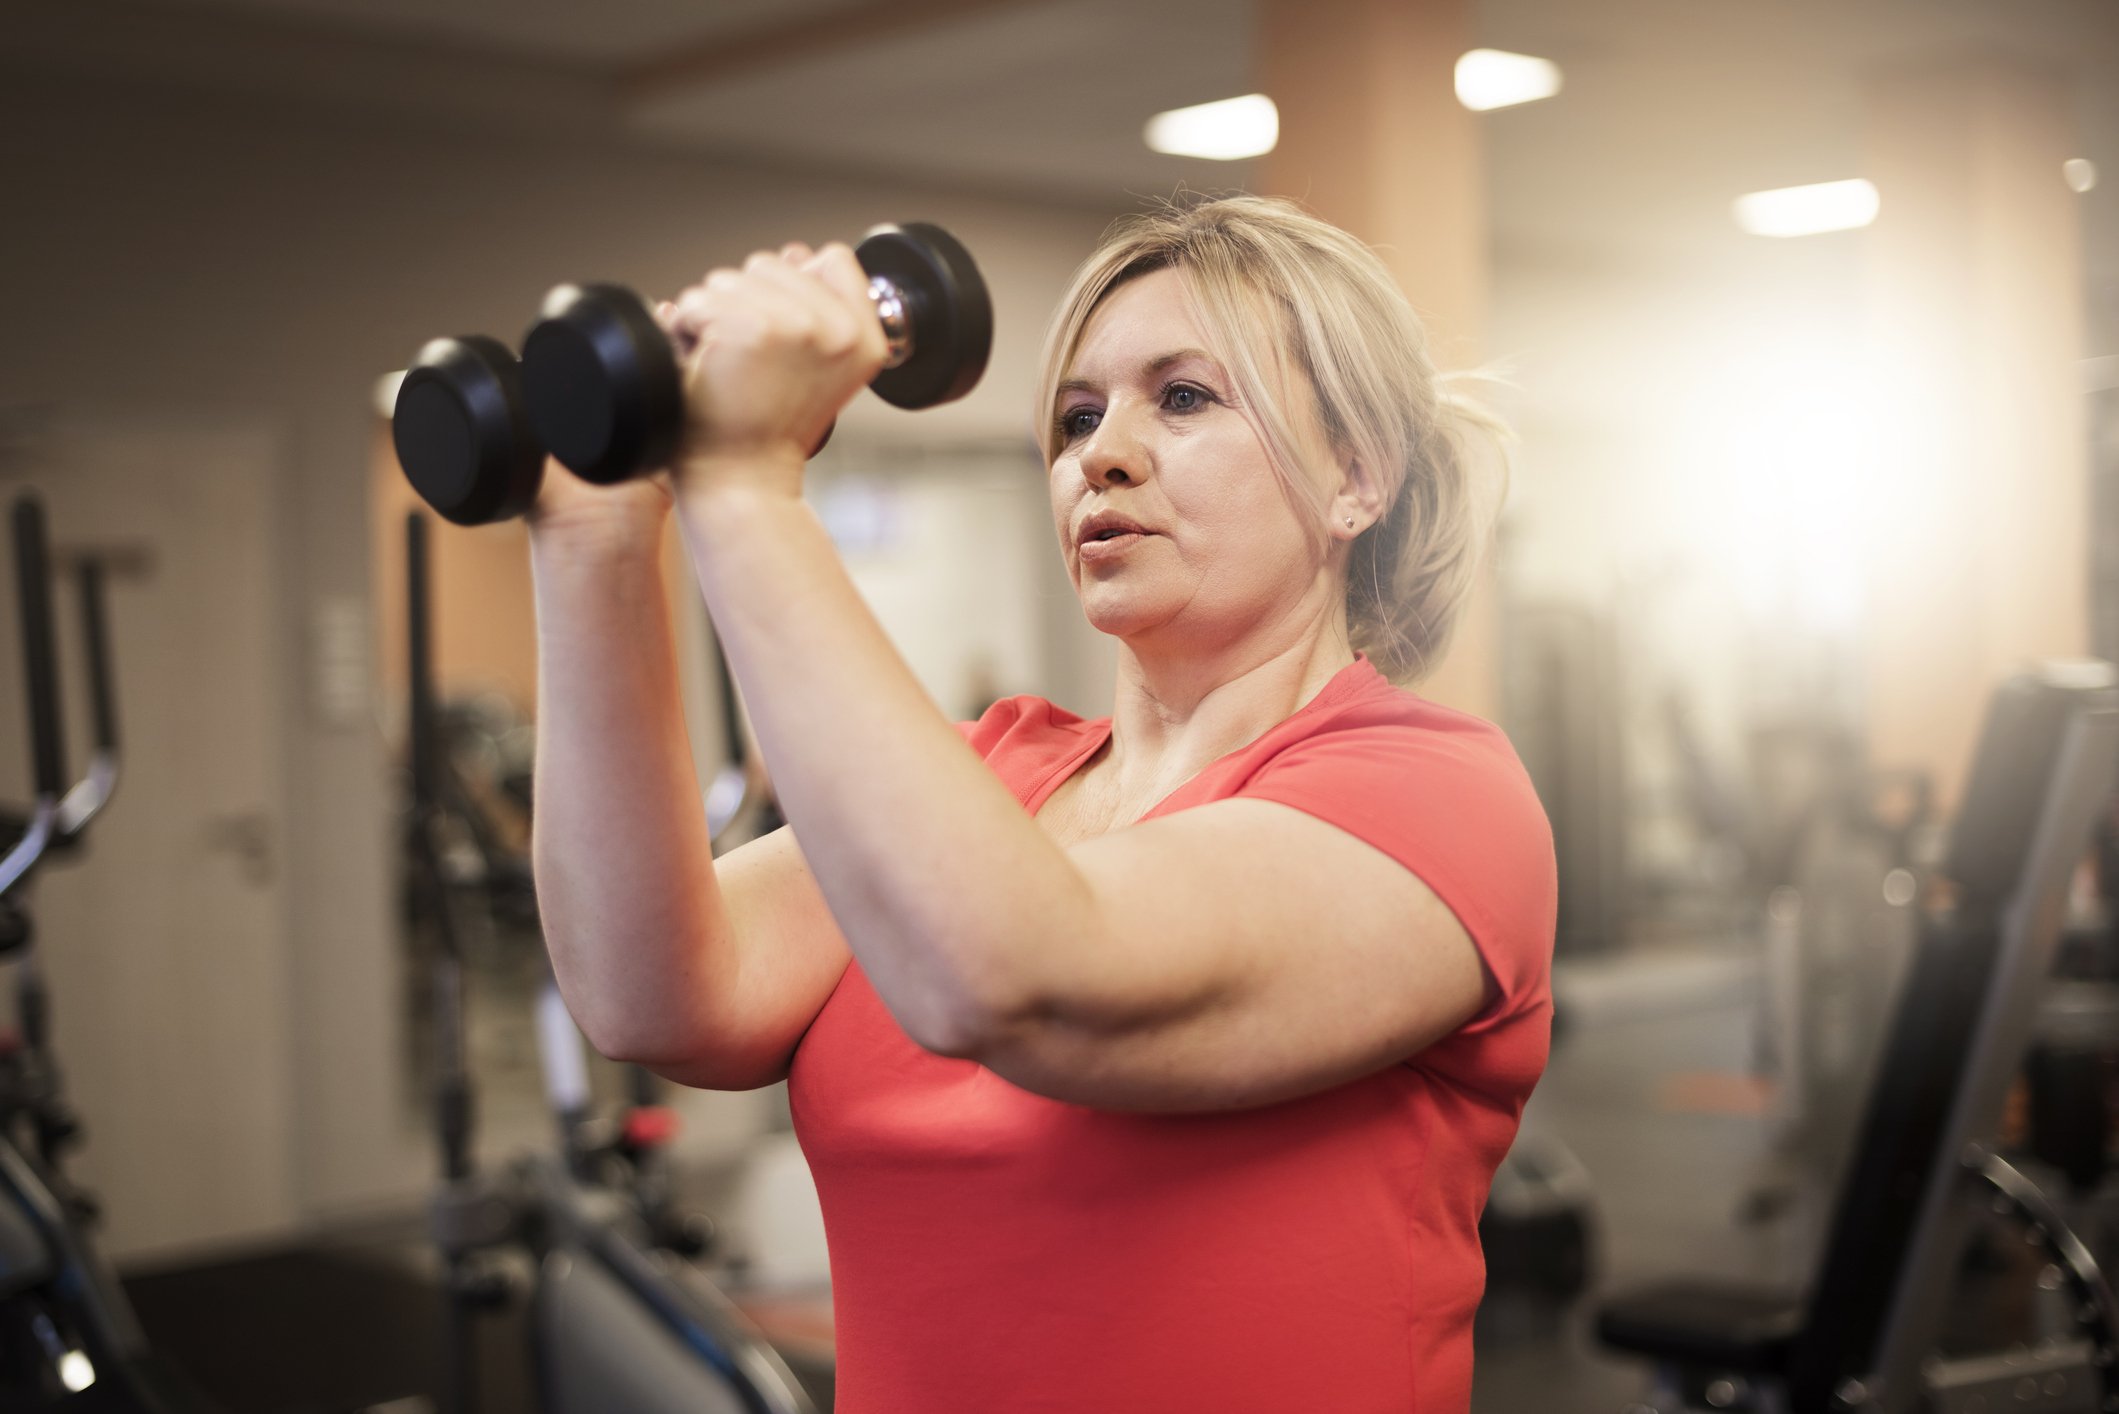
[1048,268,1341,655]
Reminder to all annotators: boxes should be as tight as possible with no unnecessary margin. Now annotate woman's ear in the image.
[1329,450,1386,541]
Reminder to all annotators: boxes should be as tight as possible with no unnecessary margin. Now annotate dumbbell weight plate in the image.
[859,222,992,411]
[521,283,684,487]
[392,336,545,527]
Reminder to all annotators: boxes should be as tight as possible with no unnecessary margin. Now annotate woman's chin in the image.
[1080,595,1167,641]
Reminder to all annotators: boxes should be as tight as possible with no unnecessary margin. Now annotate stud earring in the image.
[1344,516,1357,530]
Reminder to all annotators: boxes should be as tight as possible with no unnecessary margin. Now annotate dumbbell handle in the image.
[866,274,915,371]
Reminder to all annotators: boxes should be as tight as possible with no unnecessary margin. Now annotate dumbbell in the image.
[392,223,992,527]
[392,335,544,526]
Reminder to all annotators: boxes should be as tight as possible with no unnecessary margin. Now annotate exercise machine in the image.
[0,493,224,1412]
[405,510,816,1414]
[1597,661,2119,1413]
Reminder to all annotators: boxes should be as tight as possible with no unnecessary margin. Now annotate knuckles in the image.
[670,248,882,374]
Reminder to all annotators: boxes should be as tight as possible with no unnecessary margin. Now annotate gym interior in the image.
[2,1,2117,1410]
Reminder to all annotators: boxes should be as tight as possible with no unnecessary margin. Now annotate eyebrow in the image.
[1056,348,1225,400]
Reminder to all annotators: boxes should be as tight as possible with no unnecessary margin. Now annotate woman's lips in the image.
[1078,531,1150,563]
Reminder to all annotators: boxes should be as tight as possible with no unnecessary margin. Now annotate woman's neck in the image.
[1098,615,1356,807]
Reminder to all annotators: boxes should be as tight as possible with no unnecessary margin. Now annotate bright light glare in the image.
[1725,363,1870,628]
[1454,49,1563,111]
[1143,94,1278,161]
[2064,158,2097,194]
[1669,340,1923,637]
[1733,179,1880,238]
[59,1351,95,1393]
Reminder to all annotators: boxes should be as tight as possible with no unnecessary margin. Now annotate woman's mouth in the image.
[1078,530,1149,563]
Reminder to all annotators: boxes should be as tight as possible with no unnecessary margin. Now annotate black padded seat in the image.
[1594,1281,1803,1372]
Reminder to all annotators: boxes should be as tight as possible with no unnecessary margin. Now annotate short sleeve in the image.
[954,695,1109,812]
[957,695,1035,756]
[1238,717,1557,1022]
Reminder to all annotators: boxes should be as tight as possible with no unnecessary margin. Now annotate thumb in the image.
[807,243,889,365]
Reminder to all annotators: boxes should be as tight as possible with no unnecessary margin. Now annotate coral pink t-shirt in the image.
[787,657,1557,1413]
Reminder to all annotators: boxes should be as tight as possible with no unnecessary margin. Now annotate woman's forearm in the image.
[528,518,735,1063]
[674,480,1098,1054]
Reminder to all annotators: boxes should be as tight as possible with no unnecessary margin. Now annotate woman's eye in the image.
[1058,407,1101,440]
[1163,382,1210,412]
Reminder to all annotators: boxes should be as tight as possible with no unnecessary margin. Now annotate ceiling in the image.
[23,0,2119,302]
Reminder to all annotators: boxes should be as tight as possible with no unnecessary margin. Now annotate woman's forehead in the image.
[1067,268,1217,372]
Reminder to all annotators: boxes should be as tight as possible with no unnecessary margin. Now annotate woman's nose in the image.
[1078,406,1147,489]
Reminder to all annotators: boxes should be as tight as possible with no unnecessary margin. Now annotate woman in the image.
[530,196,1556,1412]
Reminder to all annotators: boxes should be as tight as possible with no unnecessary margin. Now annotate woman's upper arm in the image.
[965,799,1492,1110]
[640,824,852,1090]
[963,723,1556,1112]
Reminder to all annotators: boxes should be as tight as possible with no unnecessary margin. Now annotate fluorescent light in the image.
[1454,49,1562,112]
[1143,94,1278,161]
[2064,158,2097,193]
[1733,179,1880,238]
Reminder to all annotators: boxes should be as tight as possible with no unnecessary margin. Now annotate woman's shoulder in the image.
[1238,658,1558,1023]
[1267,657,1529,776]
[1232,658,1554,908]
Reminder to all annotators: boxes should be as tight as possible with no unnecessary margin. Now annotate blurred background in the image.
[0,0,2115,1409]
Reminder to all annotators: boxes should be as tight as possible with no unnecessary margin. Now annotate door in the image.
[0,406,296,1263]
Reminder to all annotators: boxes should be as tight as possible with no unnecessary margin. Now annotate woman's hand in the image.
[661,242,889,501]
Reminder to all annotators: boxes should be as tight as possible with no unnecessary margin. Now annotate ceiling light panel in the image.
[1142,93,1279,161]
[1732,179,1880,238]
[1454,49,1563,112]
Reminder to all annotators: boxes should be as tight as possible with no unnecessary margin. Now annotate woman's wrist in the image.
[674,445,808,499]
[526,495,669,566]
[673,455,809,530]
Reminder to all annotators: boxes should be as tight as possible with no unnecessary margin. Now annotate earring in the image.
[1344,516,1357,530]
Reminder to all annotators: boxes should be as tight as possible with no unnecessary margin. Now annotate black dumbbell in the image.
[392,336,547,527]
[521,221,990,485]
[390,222,991,527]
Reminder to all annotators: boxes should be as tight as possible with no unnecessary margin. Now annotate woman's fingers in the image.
[740,250,866,355]
[654,299,697,356]
[803,243,868,304]
[664,247,873,366]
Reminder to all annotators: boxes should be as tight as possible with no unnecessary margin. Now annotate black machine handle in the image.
[407,509,489,1414]
[406,510,473,1182]
[1,497,66,898]
[13,497,66,806]
[408,512,439,819]
[0,509,124,862]
[77,560,116,760]
[52,557,121,840]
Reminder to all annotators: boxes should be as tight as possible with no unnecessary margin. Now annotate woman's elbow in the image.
[898,969,1039,1062]
[903,1005,990,1062]
[574,1005,691,1072]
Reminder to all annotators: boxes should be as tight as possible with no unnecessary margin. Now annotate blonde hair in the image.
[1034,194,1508,683]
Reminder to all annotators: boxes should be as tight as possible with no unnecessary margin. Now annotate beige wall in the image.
[1259,0,1497,718]
[1861,56,2090,808]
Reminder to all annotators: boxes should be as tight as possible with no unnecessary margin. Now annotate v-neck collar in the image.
[1017,655,1384,821]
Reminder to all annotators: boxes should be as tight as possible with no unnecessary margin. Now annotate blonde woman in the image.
[531,196,1556,1412]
